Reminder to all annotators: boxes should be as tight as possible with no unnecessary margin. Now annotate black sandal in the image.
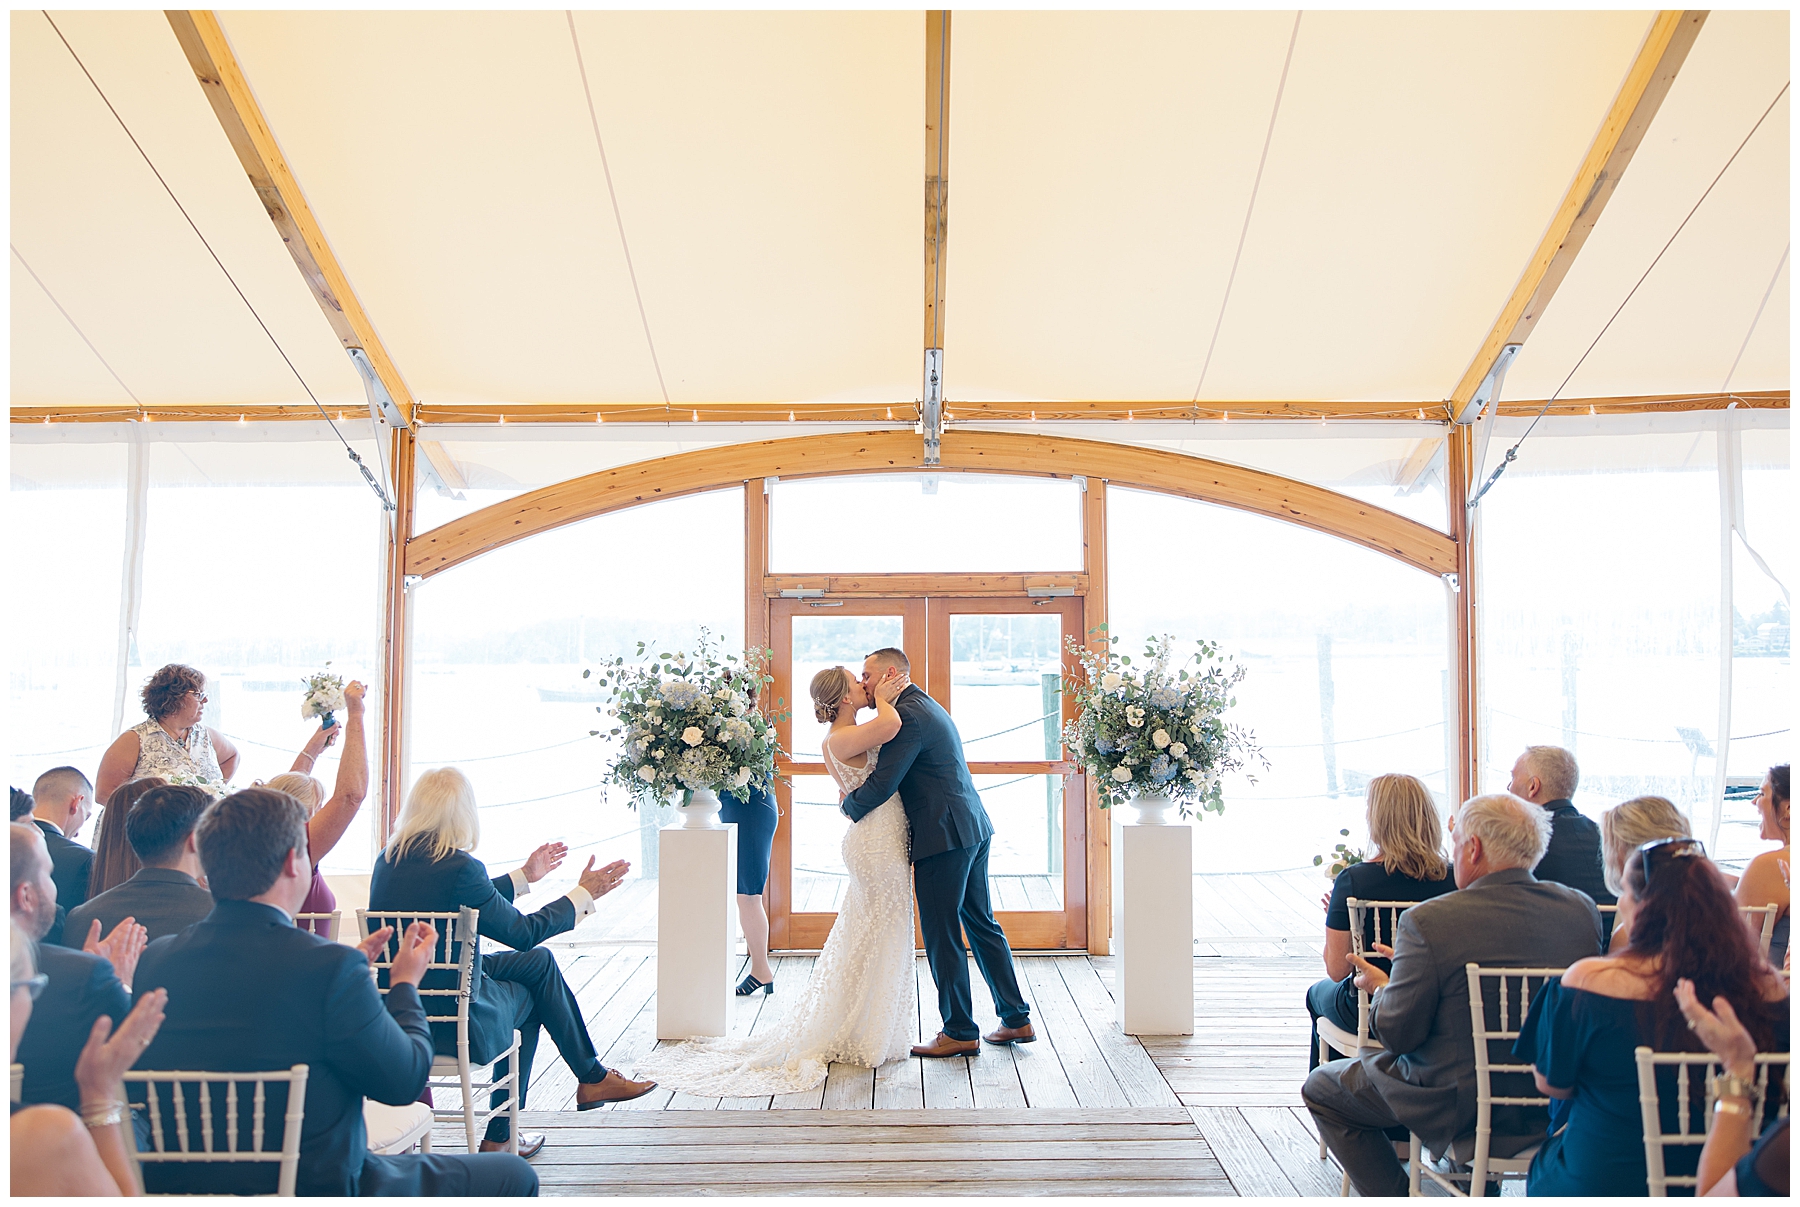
[735,972,774,996]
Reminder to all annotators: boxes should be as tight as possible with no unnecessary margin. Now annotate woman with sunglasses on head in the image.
[1513,837,1790,1196]
[1733,765,1789,968]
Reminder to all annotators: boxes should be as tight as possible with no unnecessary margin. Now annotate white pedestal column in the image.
[656,823,737,1039]
[1114,822,1194,1035]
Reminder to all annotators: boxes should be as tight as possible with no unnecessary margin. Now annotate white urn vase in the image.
[679,788,723,828]
[1128,791,1175,825]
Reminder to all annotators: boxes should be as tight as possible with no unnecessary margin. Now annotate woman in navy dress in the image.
[1515,837,1789,1196]
[719,785,780,995]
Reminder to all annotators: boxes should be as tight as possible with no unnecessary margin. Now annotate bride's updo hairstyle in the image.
[811,666,855,724]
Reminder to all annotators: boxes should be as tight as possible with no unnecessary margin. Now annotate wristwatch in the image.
[1714,1069,1755,1105]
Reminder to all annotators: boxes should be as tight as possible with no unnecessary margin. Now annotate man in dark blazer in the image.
[842,648,1033,1057]
[67,784,214,943]
[131,788,536,1196]
[1508,745,1616,906]
[11,822,132,1112]
[1303,793,1606,1196]
[31,765,97,945]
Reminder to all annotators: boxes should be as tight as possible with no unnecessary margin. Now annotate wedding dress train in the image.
[634,743,918,1095]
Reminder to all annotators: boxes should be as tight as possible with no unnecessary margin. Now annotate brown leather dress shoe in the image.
[576,1069,658,1109]
[984,1023,1036,1045]
[910,1032,980,1058]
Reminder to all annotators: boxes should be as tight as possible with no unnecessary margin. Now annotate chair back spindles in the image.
[1635,1048,1790,1195]
[125,1065,310,1196]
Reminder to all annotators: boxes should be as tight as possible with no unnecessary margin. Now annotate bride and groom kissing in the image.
[637,648,1033,1096]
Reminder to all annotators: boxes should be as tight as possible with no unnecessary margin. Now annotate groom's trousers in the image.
[914,837,1032,1042]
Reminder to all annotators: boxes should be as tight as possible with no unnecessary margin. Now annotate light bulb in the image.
[886,407,893,420]
[596,411,604,423]
[691,410,699,422]
[1417,408,1426,420]
[1222,411,1229,422]
[788,411,796,422]
[1589,405,1597,416]
[239,414,246,424]
[498,413,506,424]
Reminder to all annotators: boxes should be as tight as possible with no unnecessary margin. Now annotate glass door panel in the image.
[974,773,1065,907]
[789,613,905,763]
[948,613,1066,763]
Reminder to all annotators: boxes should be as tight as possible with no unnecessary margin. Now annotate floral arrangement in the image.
[1062,629,1262,818]
[301,664,347,729]
[1314,829,1366,879]
[590,629,787,809]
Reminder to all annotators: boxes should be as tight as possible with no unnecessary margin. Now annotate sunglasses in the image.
[1636,835,1705,885]
[11,973,48,1001]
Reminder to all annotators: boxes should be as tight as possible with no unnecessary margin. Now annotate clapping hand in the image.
[74,988,168,1104]
[388,922,439,988]
[84,917,148,991]
[523,842,569,884]
[1673,977,1756,1079]
[1349,941,1395,994]
[577,857,630,900]
[873,670,910,706]
[356,925,395,967]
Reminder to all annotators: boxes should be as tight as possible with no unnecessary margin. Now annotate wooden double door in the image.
[766,592,1088,951]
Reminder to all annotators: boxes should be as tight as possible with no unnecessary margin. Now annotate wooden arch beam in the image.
[1449,11,1707,411]
[403,429,1457,580]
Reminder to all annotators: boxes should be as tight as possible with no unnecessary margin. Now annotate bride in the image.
[634,665,918,1095]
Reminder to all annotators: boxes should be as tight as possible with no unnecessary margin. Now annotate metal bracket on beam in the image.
[1453,343,1522,425]
[348,348,410,430]
[779,587,825,599]
[1027,586,1076,598]
[922,348,944,466]
[1442,573,1461,594]
[1072,475,1088,492]
[763,476,778,495]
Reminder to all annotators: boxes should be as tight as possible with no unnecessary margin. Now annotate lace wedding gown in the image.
[635,742,918,1095]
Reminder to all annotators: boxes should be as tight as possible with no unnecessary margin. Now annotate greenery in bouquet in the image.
[301,663,347,728]
[1062,628,1262,819]
[1314,829,1366,879]
[589,629,788,809]
[167,769,231,798]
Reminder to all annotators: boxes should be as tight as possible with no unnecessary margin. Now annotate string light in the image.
[691,409,699,422]
[788,410,796,422]
[1589,404,1597,415]
[596,411,604,423]
[337,412,345,422]
[143,411,152,422]
[238,414,246,424]
[1127,410,1134,420]
[498,413,506,424]
[1417,408,1426,420]
[1030,410,1037,422]
[886,407,893,420]
[1222,411,1229,423]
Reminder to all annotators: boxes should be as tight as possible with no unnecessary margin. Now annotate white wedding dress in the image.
[634,740,918,1095]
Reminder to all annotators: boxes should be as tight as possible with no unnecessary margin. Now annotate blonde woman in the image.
[256,681,371,934]
[1307,773,1456,1069]
[367,768,653,1156]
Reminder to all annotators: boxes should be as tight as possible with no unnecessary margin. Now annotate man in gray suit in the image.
[66,785,214,944]
[1303,792,1604,1196]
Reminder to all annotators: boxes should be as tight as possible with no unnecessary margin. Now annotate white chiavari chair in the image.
[1635,1048,1790,1196]
[124,1065,309,1196]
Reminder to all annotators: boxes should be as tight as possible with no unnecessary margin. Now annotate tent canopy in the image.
[10,9,1789,415]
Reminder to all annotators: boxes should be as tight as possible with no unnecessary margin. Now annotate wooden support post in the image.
[1448,426,1478,804]
[381,427,416,837]
[1083,477,1111,955]
[923,10,951,353]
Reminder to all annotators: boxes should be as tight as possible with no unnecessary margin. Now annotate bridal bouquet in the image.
[1062,629,1262,819]
[301,664,347,728]
[590,629,786,809]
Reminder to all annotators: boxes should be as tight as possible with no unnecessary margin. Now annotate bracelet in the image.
[1715,1097,1752,1118]
[80,1100,127,1128]
[1716,1071,1755,1101]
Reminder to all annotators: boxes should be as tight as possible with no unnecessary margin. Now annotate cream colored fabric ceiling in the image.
[9,9,1789,411]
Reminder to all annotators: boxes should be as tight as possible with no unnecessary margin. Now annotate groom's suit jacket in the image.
[843,684,994,862]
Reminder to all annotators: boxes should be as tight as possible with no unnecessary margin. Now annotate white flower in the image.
[1184,768,1202,782]
[1101,671,1123,692]
[733,766,753,788]
[636,765,658,783]
[1111,766,1134,783]
[1169,742,1188,758]
[1151,729,1170,749]
[681,726,704,747]
[1125,705,1146,728]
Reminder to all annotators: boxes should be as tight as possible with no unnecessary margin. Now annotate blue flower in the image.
[1094,734,1117,756]
[658,679,706,709]
[1149,685,1181,709]
[1149,755,1177,783]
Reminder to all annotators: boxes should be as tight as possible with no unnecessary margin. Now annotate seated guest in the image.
[1303,792,1605,1197]
[1734,765,1789,967]
[370,768,655,1154]
[86,777,169,898]
[30,765,98,943]
[11,824,140,1113]
[1515,838,1789,1195]
[130,788,537,1196]
[11,919,169,1197]
[1675,976,1790,1196]
[94,664,239,806]
[1508,744,1616,906]
[1307,773,1456,1069]
[1599,795,1690,948]
[257,678,372,936]
[67,786,214,944]
[10,786,33,821]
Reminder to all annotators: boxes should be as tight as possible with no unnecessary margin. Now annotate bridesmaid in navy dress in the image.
[719,785,779,995]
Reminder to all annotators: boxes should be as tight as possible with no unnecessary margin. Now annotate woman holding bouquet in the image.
[260,681,370,933]
[95,664,241,805]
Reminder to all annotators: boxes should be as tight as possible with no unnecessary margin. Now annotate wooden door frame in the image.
[926,594,1088,951]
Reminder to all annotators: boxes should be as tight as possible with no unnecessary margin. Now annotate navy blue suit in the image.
[131,899,534,1195]
[16,943,129,1111]
[1532,800,1617,907]
[843,684,1030,1040]
[33,818,92,946]
[370,848,607,1141]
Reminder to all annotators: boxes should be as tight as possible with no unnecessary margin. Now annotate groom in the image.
[841,647,1034,1056]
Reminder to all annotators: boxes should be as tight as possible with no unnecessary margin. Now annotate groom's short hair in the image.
[866,647,910,675]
